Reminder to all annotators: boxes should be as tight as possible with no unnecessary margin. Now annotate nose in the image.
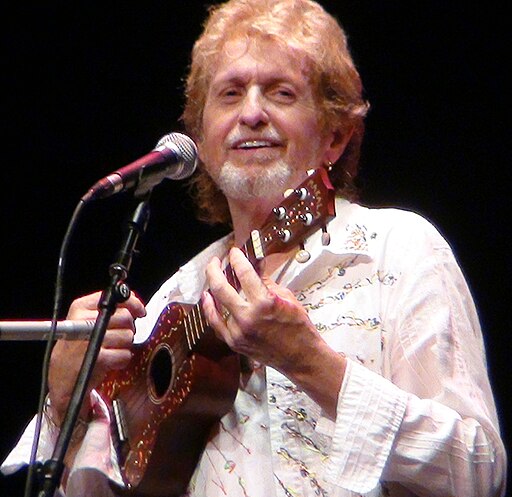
[238,87,269,128]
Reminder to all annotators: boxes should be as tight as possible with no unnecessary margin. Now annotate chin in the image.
[217,160,295,200]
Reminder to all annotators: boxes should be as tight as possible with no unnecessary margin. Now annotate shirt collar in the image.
[170,198,374,302]
[300,197,374,260]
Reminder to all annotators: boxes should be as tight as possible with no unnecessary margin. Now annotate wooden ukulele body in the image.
[99,303,240,497]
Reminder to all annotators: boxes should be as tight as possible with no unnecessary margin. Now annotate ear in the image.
[321,126,355,165]
[196,138,213,168]
[196,136,206,162]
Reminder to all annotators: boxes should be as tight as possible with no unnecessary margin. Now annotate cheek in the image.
[198,137,219,168]
[289,120,323,153]
[202,104,233,143]
[199,113,220,159]
[283,105,321,139]
[198,125,228,171]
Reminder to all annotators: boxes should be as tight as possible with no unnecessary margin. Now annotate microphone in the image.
[0,320,95,341]
[82,132,198,202]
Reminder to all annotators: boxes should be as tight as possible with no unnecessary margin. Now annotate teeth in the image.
[239,140,271,149]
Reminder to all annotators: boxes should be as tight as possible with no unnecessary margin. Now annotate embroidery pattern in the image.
[274,473,297,497]
[316,314,381,333]
[208,439,251,497]
[296,257,358,301]
[281,422,329,457]
[276,447,329,496]
[268,386,322,449]
[345,223,371,251]
[302,271,398,311]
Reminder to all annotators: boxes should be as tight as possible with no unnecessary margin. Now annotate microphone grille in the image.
[156,132,198,180]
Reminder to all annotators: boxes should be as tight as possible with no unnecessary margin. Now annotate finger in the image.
[118,292,146,319]
[107,306,140,330]
[202,290,228,329]
[203,292,238,349]
[205,255,242,309]
[67,291,104,319]
[102,328,134,349]
[68,292,146,321]
[97,347,133,371]
[261,276,296,302]
[229,247,270,301]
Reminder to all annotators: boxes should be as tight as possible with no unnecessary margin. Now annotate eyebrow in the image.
[210,70,304,92]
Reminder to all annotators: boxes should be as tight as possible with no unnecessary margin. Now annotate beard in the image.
[215,159,295,200]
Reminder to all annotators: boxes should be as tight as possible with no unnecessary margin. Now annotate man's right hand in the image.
[48,290,146,425]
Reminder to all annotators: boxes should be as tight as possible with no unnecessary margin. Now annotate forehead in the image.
[209,37,311,87]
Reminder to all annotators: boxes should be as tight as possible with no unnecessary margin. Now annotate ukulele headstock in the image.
[245,168,336,261]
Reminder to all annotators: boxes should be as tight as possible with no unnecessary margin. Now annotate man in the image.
[2,1,506,496]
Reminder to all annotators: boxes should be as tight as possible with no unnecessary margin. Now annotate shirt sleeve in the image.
[323,215,507,496]
[1,391,123,497]
[1,408,59,477]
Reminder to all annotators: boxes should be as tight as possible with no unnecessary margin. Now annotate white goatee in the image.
[216,160,294,200]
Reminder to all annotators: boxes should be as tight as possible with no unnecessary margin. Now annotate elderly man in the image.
[2,1,506,496]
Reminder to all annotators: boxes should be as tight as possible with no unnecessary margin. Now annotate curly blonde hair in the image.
[181,0,369,225]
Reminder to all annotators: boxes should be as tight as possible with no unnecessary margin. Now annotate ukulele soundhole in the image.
[148,343,175,403]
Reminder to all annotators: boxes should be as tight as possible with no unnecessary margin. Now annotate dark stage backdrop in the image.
[1,2,509,495]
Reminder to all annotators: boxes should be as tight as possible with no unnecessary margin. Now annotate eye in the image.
[269,85,297,103]
[219,86,243,102]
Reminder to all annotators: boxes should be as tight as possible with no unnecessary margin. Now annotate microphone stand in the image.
[36,194,151,497]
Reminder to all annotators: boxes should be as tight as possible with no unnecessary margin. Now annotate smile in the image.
[233,139,281,150]
[239,141,272,149]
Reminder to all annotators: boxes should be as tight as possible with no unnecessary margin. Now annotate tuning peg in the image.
[321,226,331,246]
[277,229,292,243]
[295,243,311,263]
[294,187,308,201]
[273,206,286,220]
[299,212,314,226]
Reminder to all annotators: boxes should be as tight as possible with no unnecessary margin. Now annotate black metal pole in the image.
[36,196,151,497]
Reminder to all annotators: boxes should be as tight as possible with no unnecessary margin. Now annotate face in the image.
[198,37,337,201]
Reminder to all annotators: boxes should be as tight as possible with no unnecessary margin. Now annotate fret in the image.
[190,309,199,344]
[183,314,193,351]
[186,309,196,345]
[197,307,207,337]
[191,305,203,342]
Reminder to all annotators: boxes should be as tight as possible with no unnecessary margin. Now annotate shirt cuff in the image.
[1,409,58,476]
[323,359,408,493]
[1,390,122,490]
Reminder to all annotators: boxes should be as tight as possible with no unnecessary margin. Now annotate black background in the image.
[1,2,509,495]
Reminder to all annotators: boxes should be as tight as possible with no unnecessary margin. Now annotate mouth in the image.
[231,138,281,150]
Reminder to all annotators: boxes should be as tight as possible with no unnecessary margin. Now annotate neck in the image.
[228,195,281,247]
[227,194,299,280]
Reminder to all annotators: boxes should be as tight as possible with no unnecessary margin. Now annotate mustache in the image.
[225,126,283,147]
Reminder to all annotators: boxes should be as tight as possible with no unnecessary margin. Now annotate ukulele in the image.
[98,167,336,497]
